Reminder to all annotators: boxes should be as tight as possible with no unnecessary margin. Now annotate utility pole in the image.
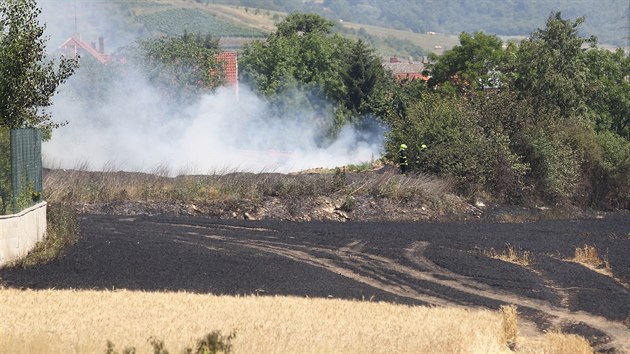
[74,0,78,36]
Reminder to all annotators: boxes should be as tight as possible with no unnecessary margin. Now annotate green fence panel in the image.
[8,128,43,214]
[0,128,10,214]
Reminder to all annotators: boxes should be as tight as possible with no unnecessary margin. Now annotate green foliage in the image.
[593,131,630,208]
[275,12,333,37]
[0,0,78,130]
[136,7,264,37]
[428,32,506,92]
[240,14,350,138]
[583,48,630,139]
[340,39,388,116]
[385,95,491,196]
[511,12,596,119]
[241,13,395,141]
[134,31,223,105]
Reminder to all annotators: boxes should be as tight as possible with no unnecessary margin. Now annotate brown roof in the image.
[382,57,428,81]
[58,36,111,64]
[382,60,425,76]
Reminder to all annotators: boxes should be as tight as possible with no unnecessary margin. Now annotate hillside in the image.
[205,0,629,49]
[39,0,626,59]
[38,0,465,58]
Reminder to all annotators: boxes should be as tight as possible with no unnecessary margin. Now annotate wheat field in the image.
[0,289,592,354]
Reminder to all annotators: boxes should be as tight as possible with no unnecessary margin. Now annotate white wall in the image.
[0,202,47,268]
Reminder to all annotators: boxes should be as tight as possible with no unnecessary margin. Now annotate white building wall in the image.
[0,202,47,268]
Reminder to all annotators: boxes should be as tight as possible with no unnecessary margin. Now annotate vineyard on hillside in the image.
[135,7,266,37]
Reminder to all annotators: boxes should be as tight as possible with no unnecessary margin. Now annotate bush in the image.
[593,131,630,209]
[385,93,530,200]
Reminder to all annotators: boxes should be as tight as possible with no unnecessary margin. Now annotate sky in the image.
[39,1,385,175]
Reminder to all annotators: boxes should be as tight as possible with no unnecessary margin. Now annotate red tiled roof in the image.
[58,36,110,63]
[215,51,238,86]
[383,58,428,81]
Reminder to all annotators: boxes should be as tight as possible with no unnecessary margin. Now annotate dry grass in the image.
[570,244,611,276]
[484,245,533,266]
[0,289,591,354]
[517,332,593,354]
[500,304,519,350]
[42,165,456,211]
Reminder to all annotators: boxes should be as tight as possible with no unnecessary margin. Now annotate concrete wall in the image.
[0,202,47,268]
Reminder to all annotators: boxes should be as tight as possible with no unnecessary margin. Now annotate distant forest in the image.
[206,0,630,48]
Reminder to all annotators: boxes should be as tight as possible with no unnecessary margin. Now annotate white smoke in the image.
[39,1,385,175]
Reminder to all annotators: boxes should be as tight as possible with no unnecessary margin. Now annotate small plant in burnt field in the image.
[483,244,533,266]
[570,244,612,275]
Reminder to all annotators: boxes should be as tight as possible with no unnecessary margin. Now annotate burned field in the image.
[1,211,629,352]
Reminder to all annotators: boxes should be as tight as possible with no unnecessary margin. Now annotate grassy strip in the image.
[42,165,456,209]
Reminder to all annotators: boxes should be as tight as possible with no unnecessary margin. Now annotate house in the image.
[382,56,429,82]
[58,35,112,64]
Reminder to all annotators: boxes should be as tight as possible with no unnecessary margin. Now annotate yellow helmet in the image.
[421,144,427,149]
[400,144,407,149]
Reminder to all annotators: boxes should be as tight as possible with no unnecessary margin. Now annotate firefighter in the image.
[415,143,427,168]
[399,144,409,174]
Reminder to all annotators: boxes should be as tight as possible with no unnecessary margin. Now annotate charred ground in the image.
[1,168,629,352]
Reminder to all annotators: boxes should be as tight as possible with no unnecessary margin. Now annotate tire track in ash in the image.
[163,221,630,353]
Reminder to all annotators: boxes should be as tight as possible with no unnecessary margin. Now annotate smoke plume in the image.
[39,1,385,175]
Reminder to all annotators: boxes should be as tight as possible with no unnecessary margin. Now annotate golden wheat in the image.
[0,289,591,354]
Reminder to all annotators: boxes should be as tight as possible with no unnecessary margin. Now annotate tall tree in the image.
[583,48,630,138]
[240,13,393,140]
[275,13,334,37]
[0,0,78,129]
[427,31,506,92]
[240,13,348,137]
[511,12,596,118]
[340,39,387,116]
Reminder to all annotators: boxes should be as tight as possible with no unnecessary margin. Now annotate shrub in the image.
[593,131,630,209]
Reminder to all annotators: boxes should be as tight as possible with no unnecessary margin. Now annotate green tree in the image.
[0,0,78,130]
[511,12,596,119]
[583,48,630,138]
[240,14,349,137]
[427,31,506,92]
[275,13,334,37]
[134,31,223,104]
[241,13,395,139]
[340,39,388,116]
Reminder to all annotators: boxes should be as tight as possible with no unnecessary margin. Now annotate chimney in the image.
[98,36,104,54]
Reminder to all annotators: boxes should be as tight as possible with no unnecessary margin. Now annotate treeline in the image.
[202,0,629,48]
[237,13,629,209]
[56,11,630,209]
